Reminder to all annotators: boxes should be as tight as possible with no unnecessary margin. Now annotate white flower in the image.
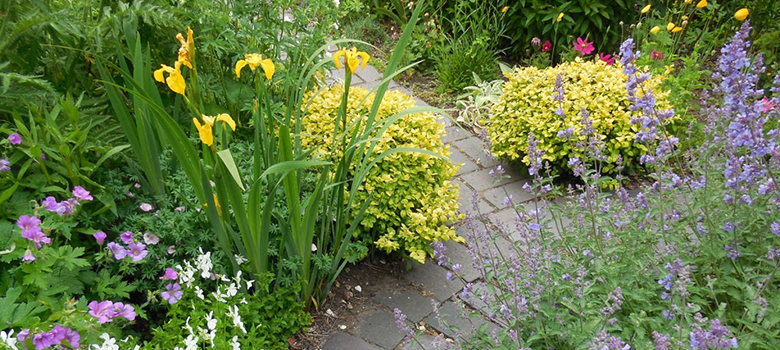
[230,336,241,350]
[205,311,217,330]
[311,243,317,252]
[177,262,197,287]
[196,248,213,279]
[226,283,238,298]
[1,330,18,350]
[212,286,227,303]
[234,254,247,264]
[240,298,248,304]
[227,305,247,334]
[183,334,199,350]
[91,333,119,350]
[139,203,153,212]
[194,286,205,300]
[245,279,254,290]
[143,232,160,245]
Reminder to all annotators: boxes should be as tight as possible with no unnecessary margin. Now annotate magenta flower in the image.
[161,283,183,304]
[160,268,178,281]
[541,40,552,53]
[143,232,160,245]
[599,53,615,65]
[126,242,148,262]
[72,186,93,201]
[16,215,40,231]
[0,158,9,172]
[573,37,595,55]
[93,231,107,245]
[107,242,127,260]
[88,300,115,323]
[120,231,134,244]
[139,203,153,212]
[762,97,776,113]
[111,302,136,321]
[650,49,665,60]
[7,133,21,145]
[21,227,50,249]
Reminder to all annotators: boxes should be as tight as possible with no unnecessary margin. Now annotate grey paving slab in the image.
[453,180,494,214]
[372,290,436,323]
[442,240,479,283]
[453,137,497,168]
[402,259,464,302]
[449,148,477,176]
[442,125,470,144]
[424,301,500,340]
[330,68,366,84]
[356,64,383,82]
[358,309,409,350]
[459,281,492,315]
[323,332,384,350]
[482,182,536,210]
[459,168,517,192]
[453,224,517,270]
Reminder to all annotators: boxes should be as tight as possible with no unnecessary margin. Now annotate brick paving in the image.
[321,60,538,350]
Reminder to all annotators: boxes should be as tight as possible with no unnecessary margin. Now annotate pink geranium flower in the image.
[160,268,178,281]
[573,37,595,55]
[650,49,665,60]
[541,40,552,53]
[599,53,614,65]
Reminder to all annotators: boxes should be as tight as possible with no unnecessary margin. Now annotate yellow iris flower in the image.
[501,6,509,13]
[734,8,749,21]
[641,4,651,13]
[235,54,275,79]
[176,27,194,69]
[667,22,676,31]
[557,12,564,22]
[154,60,186,95]
[672,26,683,33]
[696,0,707,9]
[650,26,660,34]
[192,114,236,146]
[333,47,370,74]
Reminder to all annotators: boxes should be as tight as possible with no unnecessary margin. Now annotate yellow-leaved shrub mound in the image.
[488,58,673,173]
[302,85,464,263]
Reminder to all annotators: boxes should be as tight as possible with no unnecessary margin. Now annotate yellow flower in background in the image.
[235,54,275,79]
[176,27,194,69]
[696,0,707,9]
[154,60,186,95]
[735,8,749,21]
[685,0,692,4]
[502,6,509,13]
[333,47,370,74]
[192,114,236,146]
[664,64,675,75]
[557,12,564,22]
[650,26,661,34]
[682,15,689,21]
[672,26,683,33]
[667,22,676,31]
[641,4,651,13]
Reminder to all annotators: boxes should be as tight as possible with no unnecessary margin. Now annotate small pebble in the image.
[354,285,362,292]
[339,325,347,330]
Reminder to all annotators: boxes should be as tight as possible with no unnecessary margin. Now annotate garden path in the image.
[320,59,537,350]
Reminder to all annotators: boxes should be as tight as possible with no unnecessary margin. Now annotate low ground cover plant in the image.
[488,57,674,175]
[301,85,462,263]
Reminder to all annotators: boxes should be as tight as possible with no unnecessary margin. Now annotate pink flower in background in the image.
[88,301,114,324]
[126,242,148,262]
[541,40,552,52]
[72,186,93,201]
[573,37,595,55]
[110,302,136,321]
[107,242,127,260]
[531,37,541,47]
[650,49,665,60]
[139,203,153,212]
[762,97,776,113]
[167,245,176,255]
[174,206,186,212]
[160,268,178,281]
[599,53,615,65]
[161,283,183,304]
[0,159,9,172]
[120,231,134,244]
[133,183,141,189]
[7,133,21,145]
[93,231,107,244]
[143,232,160,245]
